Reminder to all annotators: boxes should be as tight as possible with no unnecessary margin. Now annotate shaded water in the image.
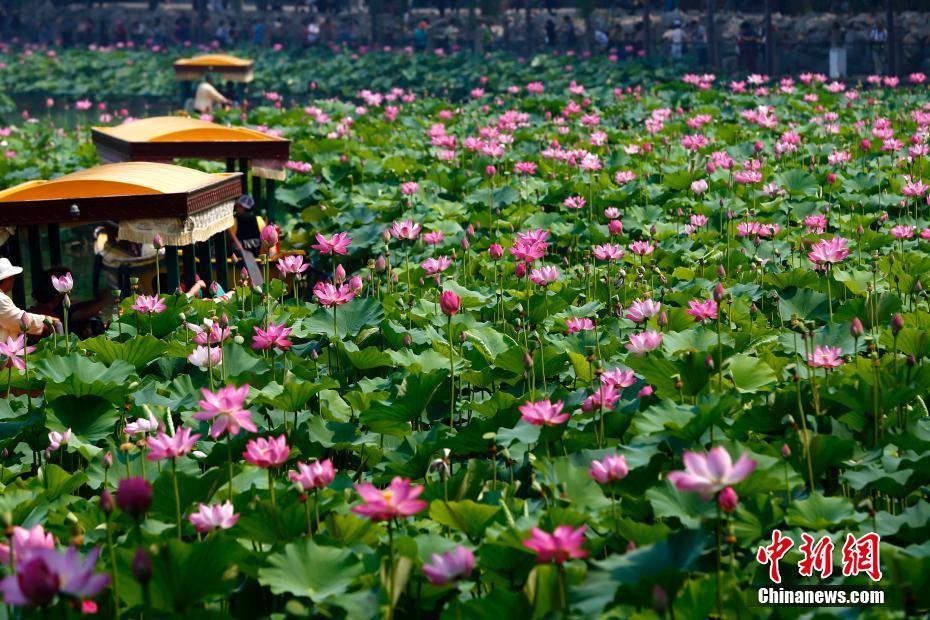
[9,93,178,128]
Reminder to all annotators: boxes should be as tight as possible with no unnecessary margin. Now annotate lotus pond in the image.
[0,48,927,619]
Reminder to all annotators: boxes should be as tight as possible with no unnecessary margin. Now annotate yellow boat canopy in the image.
[92,117,290,180]
[173,53,254,83]
[0,162,242,245]
[93,116,280,144]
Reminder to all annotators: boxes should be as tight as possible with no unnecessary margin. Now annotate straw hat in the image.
[0,258,23,281]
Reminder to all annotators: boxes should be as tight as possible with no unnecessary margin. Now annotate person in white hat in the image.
[0,258,59,342]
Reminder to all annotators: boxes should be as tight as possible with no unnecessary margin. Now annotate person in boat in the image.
[227,194,272,258]
[0,258,60,342]
[30,267,110,339]
[193,74,230,114]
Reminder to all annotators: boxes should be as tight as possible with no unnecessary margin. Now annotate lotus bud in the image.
[907,354,917,367]
[334,264,346,284]
[153,233,163,250]
[891,313,904,336]
[375,255,387,272]
[713,282,725,302]
[850,317,864,338]
[440,291,460,316]
[403,334,412,347]
[132,548,153,585]
[657,311,668,327]
[522,351,533,369]
[261,224,279,247]
[704,355,715,371]
[718,486,739,513]
[116,477,152,520]
[608,219,623,236]
[103,452,113,470]
[489,243,503,260]
[651,585,668,615]
[100,489,115,515]
[781,444,791,458]
[514,263,527,278]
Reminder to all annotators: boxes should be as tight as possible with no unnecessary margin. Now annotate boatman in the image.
[193,74,230,114]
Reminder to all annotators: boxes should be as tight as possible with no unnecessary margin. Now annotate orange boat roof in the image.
[93,116,285,144]
[173,53,253,68]
[0,162,235,202]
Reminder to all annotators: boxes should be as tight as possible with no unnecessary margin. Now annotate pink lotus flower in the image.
[589,455,629,484]
[523,525,587,564]
[400,181,420,196]
[421,256,453,276]
[807,236,850,265]
[311,232,352,255]
[423,231,445,245]
[803,214,827,234]
[625,299,661,323]
[514,161,537,175]
[687,299,719,322]
[423,546,475,585]
[0,335,35,371]
[243,435,290,468]
[582,382,620,412]
[0,525,55,565]
[187,345,221,371]
[600,368,636,388]
[690,179,709,194]
[276,255,309,276]
[48,429,71,451]
[592,243,624,261]
[519,399,569,426]
[681,134,708,150]
[352,477,427,521]
[565,317,595,334]
[50,272,73,294]
[147,428,200,461]
[188,501,239,533]
[252,322,293,351]
[0,547,109,607]
[193,384,256,439]
[131,295,166,314]
[313,282,356,307]
[289,459,336,491]
[626,330,663,355]
[629,240,655,256]
[808,345,844,369]
[124,411,158,436]
[666,446,757,499]
[189,321,230,346]
[902,180,929,197]
[563,195,586,210]
[891,225,916,240]
[391,220,422,241]
[529,265,559,286]
[614,170,637,184]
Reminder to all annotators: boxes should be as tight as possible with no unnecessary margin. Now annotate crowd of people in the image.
[0,2,910,76]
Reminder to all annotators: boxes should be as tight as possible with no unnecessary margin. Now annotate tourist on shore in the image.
[869,18,888,74]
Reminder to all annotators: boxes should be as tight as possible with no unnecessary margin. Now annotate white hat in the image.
[0,258,23,281]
